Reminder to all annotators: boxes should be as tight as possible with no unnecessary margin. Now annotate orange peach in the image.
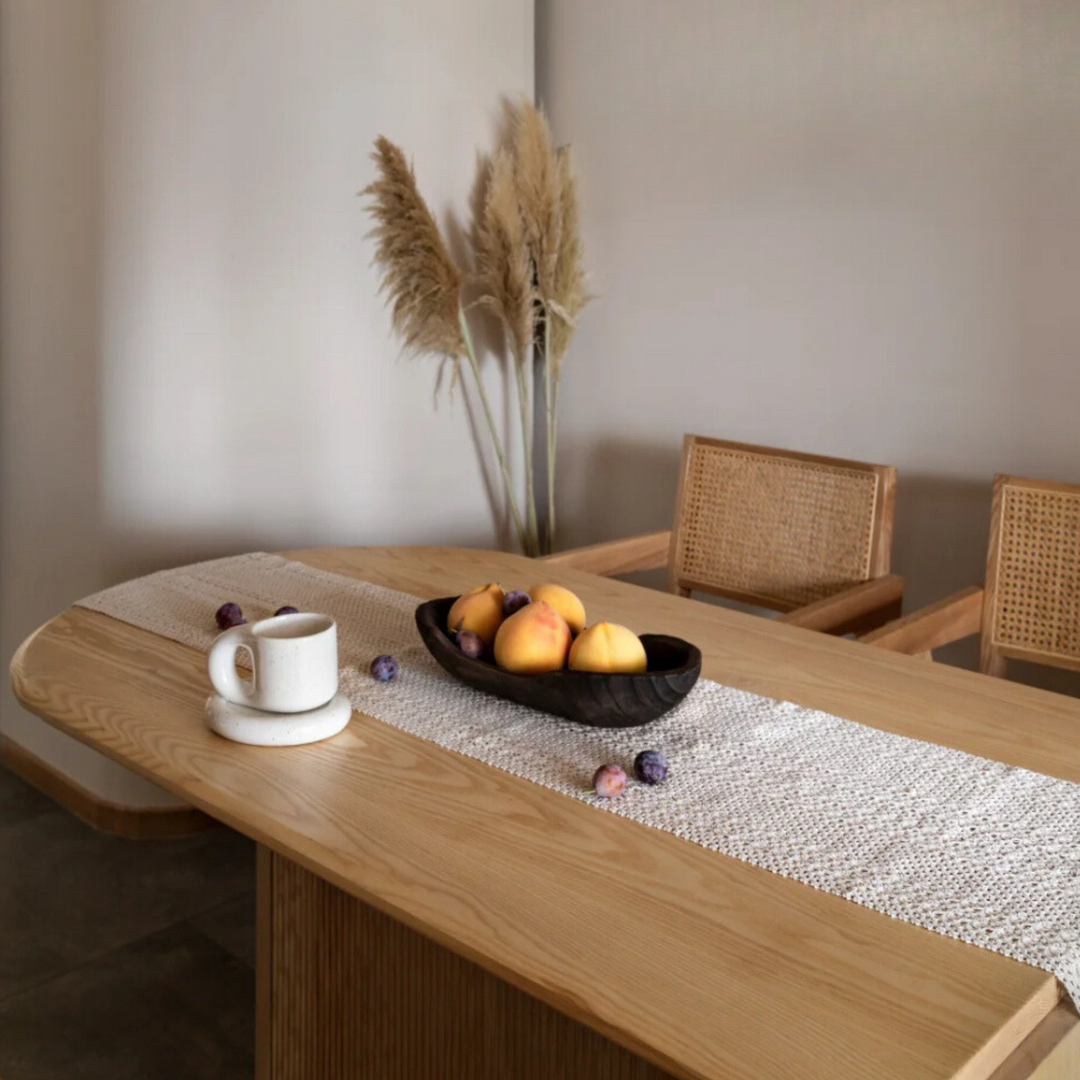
[568,622,647,674]
[446,583,505,646]
[527,583,586,636]
[493,600,571,675]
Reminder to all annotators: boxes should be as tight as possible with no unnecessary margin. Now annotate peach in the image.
[446,583,506,646]
[493,600,571,675]
[568,622,647,674]
[527,583,586,636]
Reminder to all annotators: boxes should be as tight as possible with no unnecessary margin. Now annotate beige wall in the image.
[539,1,1080,681]
[5,2,1080,806]
[0,0,533,803]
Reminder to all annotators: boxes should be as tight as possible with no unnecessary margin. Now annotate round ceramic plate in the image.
[205,691,352,746]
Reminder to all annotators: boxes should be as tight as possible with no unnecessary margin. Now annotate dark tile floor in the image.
[0,764,255,1079]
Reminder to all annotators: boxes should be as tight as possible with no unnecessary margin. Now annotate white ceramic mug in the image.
[208,612,338,714]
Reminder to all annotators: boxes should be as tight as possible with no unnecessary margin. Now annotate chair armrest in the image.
[860,586,984,655]
[778,574,905,635]
[538,530,672,577]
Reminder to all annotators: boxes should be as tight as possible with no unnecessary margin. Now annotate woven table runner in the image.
[77,552,1080,1001]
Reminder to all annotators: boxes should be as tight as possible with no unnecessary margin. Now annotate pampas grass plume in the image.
[510,102,562,303]
[363,136,465,358]
[476,148,534,365]
[549,147,588,370]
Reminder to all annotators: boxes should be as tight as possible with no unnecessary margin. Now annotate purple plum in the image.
[455,630,484,660]
[370,654,399,682]
[215,602,246,630]
[593,763,627,799]
[633,750,668,785]
[274,605,299,617]
[502,590,531,618]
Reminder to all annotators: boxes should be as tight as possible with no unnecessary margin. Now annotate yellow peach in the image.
[568,622,647,674]
[446,583,505,646]
[527,583,586,636]
[493,601,571,675]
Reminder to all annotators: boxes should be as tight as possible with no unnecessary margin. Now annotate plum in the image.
[455,630,484,660]
[274,605,299,617]
[592,763,627,798]
[370,654,399,682]
[502,590,531,618]
[633,750,668,785]
[215,602,246,630]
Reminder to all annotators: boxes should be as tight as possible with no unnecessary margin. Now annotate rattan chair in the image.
[542,435,903,635]
[862,474,1080,673]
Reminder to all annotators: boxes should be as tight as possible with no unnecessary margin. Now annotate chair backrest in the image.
[668,435,896,611]
[980,474,1080,677]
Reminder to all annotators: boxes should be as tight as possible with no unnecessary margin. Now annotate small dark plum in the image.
[274,605,299,617]
[633,750,668,785]
[370,654,399,682]
[215,602,246,630]
[455,631,484,660]
[502,590,531,617]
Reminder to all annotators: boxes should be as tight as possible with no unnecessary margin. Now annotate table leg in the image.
[988,1002,1080,1080]
[255,845,675,1080]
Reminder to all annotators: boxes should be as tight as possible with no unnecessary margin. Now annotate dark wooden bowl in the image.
[415,597,701,728]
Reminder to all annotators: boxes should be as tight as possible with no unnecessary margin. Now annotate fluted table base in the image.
[256,846,676,1080]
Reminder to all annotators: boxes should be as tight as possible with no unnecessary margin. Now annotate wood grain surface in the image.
[539,528,673,576]
[262,847,677,1079]
[862,585,986,656]
[11,546,1080,1080]
[775,571,904,633]
[989,1005,1080,1080]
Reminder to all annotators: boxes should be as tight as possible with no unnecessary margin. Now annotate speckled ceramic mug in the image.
[208,612,338,714]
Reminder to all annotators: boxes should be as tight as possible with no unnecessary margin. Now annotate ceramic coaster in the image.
[205,692,352,746]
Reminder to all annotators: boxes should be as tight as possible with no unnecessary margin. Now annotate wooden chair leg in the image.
[981,643,1008,678]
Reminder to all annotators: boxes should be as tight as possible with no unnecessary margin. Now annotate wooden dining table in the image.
[9,546,1080,1080]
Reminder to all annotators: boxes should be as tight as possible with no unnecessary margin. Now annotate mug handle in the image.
[208,625,258,707]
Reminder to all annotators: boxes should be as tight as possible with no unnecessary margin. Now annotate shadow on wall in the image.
[890,472,987,672]
[892,473,990,608]
[99,526,500,590]
[559,436,682,551]
[554,436,681,593]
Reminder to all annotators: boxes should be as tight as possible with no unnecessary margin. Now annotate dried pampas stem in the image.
[543,146,590,546]
[361,105,587,556]
[511,102,562,304]
[364,136,529,552]
[476,149,534,366]
[508,100,567,552]
[458,308,531,553]
[363,137,465,358]
[476,150,539,548]
[549,148,588,373]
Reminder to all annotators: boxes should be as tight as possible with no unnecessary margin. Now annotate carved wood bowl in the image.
[415,597,702,728]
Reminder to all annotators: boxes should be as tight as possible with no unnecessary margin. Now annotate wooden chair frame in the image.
[542,435,903,636]
[862,474,1080,677]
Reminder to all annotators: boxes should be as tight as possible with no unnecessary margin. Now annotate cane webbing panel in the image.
[989,481,1080,665]
[674,442,881,610]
